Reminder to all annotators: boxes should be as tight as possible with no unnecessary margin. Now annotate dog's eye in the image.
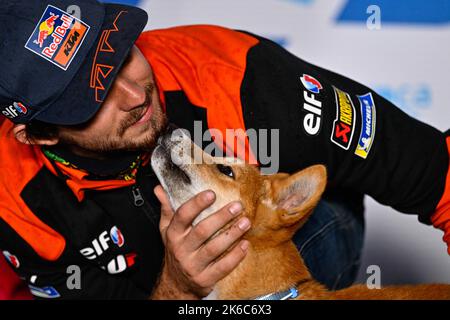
[217,164,234,178]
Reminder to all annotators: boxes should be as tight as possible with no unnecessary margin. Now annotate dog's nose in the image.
[165,123,179,135]
[158,123,179,145]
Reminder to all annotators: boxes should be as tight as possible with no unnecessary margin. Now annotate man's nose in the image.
[112,76,147,111]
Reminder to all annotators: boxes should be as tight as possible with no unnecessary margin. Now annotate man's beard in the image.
[58,84,169,157]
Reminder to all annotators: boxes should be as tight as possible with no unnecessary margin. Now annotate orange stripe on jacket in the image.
[0,121,66,261]
[136,25,260,164]
[432,136,450,255]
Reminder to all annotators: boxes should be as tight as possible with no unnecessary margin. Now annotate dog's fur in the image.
[151,129,450,300]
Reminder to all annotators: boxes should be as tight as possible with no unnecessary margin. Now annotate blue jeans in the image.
[292,197,365,290]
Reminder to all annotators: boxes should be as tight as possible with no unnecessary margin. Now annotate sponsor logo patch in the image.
[25,5,90,70]
[301,74,323,136]
[28,285,61,299]
[1,102,28,119]
[300,74,323,94]
[110,226,125,248]
[80,225,126,260]
[80,226,134,274]
[2,251,20,268]
[104,253,137,274]
[355,92,376,159]
[331,87,356,150]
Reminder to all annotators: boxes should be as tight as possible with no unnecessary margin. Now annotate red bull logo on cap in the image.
[25,5,90,70]
[33,12,59,48]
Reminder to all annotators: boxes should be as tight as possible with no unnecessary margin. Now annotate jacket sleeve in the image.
[240,32,450,252]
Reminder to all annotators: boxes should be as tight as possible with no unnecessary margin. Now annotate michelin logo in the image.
[28,285,61,299]
[355,93,376,159]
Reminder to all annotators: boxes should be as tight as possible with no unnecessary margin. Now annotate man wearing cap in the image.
[0,0,449,299]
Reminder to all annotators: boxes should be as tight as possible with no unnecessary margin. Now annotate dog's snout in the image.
[165,123,179,134]
[158,123,188,146]
[158,123,179,145]
[158,126,192,149]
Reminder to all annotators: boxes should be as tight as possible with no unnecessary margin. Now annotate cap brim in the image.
[35,4,148,125]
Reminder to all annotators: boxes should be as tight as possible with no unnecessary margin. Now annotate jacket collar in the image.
[38,147,150,201]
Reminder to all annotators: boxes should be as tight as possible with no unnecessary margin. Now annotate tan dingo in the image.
[151,128,450,300]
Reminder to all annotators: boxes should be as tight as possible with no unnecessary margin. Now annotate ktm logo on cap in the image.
[2,102,28,119]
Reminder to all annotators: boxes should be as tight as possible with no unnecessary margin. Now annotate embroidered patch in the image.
[355,92,376,159]
[300,74,323,94]
[1,102,28,120]
[110,226,125,248]
[301,74,324,136]
[331,87,356,150]
[25,5,90,70]
[3,251,20,268]
[28,285,61,299]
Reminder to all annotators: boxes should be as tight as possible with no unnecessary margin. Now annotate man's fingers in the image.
[185,201,243,251]
[154,185,174,235]
[170,190,216,233]
[202,240,250,285]
[196,216,251,269]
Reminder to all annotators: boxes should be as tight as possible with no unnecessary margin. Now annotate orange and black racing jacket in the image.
[1,25,449,299]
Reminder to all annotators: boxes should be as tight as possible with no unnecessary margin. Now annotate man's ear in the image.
[13,124,59,146]
[271,165,327,227]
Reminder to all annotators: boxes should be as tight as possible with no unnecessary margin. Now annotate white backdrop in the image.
[110,0,450,284]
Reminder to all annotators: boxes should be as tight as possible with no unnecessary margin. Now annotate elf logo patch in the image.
[2,102,28,119]
[301,74,323,136]
[331,87,356,150]
[80,226,126,260]
[3,251,20,268]
[25,5,90,70]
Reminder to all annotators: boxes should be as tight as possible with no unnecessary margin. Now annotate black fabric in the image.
[165,90,215,152]
[240,32,448,223]
[0,163,163,299]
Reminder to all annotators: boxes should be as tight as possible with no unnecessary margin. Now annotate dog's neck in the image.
[213,240,324,300]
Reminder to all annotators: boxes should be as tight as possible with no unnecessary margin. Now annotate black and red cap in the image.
[0,0,148,125]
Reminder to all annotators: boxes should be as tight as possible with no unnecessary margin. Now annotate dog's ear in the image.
[271,165,327,226]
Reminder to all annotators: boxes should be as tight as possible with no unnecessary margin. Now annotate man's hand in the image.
[151,186,250,299]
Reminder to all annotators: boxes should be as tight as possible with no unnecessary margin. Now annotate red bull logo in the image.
[33,13,59,48]
[42,14,73,59]
[25,5,90,70]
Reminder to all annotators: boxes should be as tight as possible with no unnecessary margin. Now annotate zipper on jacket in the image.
[132,186,145,207]
[131,183,160,228]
